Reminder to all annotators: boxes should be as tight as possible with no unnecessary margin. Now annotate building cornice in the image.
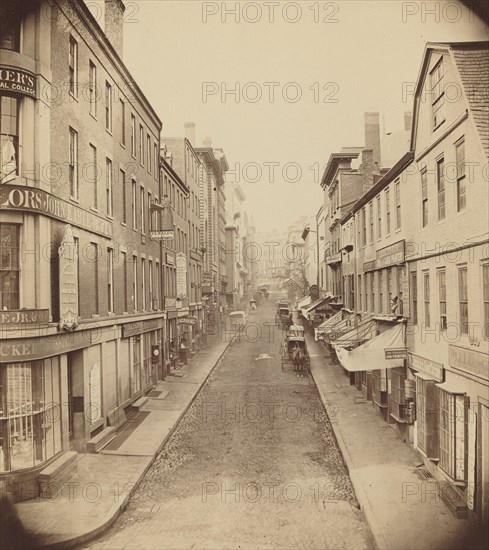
[63,0,161,131]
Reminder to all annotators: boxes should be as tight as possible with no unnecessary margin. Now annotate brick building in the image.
[0,0,165,497]
[163,129,205,355]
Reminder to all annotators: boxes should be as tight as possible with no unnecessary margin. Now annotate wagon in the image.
[280,325,310,372]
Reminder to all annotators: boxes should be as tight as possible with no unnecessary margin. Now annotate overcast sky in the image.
[117,0,487,234]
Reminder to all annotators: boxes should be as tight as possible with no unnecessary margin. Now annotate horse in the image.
[292,348,307,378]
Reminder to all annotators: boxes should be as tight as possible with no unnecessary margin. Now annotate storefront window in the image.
[0,4,22,51]
[0,95,20,183]
[0,223,20,310]
[438,388,467,481]
[132,338,141,394]
[142,332,153,388]
[0,359,62,472]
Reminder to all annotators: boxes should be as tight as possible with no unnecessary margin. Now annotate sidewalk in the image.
[305,330,486,550]
[14,331,232,550]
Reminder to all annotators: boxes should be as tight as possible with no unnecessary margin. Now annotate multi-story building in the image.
[163,127,205,353]
[0,0,164,496]
[404,41,488,523]
[321,114,385,310]
[196,140,229,315]
[159,145,189,370]
[224,182,249,308]
[326,41,489,525]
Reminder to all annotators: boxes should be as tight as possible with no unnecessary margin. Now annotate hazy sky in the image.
[116,0,487,234]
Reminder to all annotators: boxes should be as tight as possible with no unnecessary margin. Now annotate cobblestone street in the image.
[86,302,374,549]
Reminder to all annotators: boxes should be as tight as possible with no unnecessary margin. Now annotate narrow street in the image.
[87,300,374,549]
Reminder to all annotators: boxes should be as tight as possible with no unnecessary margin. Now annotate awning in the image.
[296,295,311,310]
[301,297,330,319]
[335,323,406,372]
[436,380,466,394]
[321,312,357,342]
[331,318,377,348]
[316,310,343,333]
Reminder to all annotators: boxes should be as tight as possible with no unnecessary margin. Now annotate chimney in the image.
[364,112,381,168]
[104,0,125,58]
[184,122,195,146]
[361,149,375,194]
[203,136,212,148]
[404,111,413,132]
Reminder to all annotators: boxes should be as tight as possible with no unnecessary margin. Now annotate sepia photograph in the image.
[0,1,488,548]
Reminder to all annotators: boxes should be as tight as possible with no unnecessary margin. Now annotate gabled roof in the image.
[410,42,489,158]
[451,43,489,158]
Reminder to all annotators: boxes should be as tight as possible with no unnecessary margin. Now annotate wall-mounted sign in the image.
[0,330,93,363]
[176,253,187,298]
[164,297,177,309]
[150,230,174,241]
[166,252,175,265]
[449,345,488,381]
[0,309,49,326]
[376,240,405,269]
[58,225,78,331]
[363,260,376,272]
[0,184,113,238]
[178,316,197,326]
[122,318,161,339]
[0,66,36,98]
[408,353,444,382]
[385,348,408,360]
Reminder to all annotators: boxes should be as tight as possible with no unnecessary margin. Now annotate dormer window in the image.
[430,59,445,130]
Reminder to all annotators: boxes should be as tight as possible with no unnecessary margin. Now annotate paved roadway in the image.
[86,300,374,549]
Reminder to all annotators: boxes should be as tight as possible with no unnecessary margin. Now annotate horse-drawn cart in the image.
[281,325,310,376]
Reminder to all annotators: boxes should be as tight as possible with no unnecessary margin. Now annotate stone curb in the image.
[43,336,235,550]
[308,348,390,550]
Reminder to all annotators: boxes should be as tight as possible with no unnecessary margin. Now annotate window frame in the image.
[107,247,114,313]
[106,157,113,217]
[430,58,446,130]
[456,139,466,212]
[69,36,78,98]
[436,158,445,220]
[421,168,428,227]
[438,268,447,331]
[458,265,468,335]
[69,127,79,200]
[105,81,113,133]
[89,60,97,117]
[423,271,430,328]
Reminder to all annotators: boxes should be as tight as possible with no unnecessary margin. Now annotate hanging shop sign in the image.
[164,297,177,309]
[178,316,197,326]
[176,253,188,298]
[0,66,37,98]
[385,348,408,360]
[150,230,174,241]
[149,195,174,241]
[0,184,113,238]
[58,225,79,331]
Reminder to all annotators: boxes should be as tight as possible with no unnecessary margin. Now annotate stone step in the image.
[87,426,117,453]
[132,396,148,410]
[39,451,78,498]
